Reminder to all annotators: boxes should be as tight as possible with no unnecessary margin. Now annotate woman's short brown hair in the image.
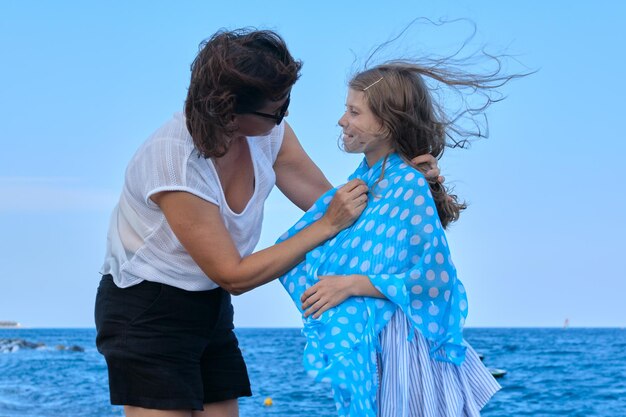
[184,29,302,158]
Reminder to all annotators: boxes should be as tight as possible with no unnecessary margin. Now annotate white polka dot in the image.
[426,206,435,216]
[405,172,415,181]
[373,243,383,255]
[428,322,439,333]
[288,283,295,293]
[339,254,347,265]
[365,220,375,231]
[460,300,468,311]
[360,260,370,272]
[458,284,466,294]
[397,229,407,241]
[362,240,373,251]
[375,299,385,309]
[351,236,361,248]
[441,236,448,247]
[383,311,393,320]
[381,274,390,280]
[409,235,421,246]
[424,224,434,233]
[323,195,333,204]
[295,220,307,230]
[435,253,445,264]
[378,179,389,189]
[433,237,439,247]
[311,249,321,258]
[394,176,402,184]
[341,340,350,348]
[376,224,386,235]
[411,215,422,225]
[350,257,359,268]
[411,285,423,294]
[380,204,389,215]
[411,300,423,309]
[325,342,336,349]
[341,239,351,249]
[418,178,425,186]
[313,212,323,220]
[444,290,451,301]
[385,226,396,238]
[400,209,410,220]
[331,326,341,335]
[374,263,384,273]
[388,286,397,297]
[410,270,421,279]
[398,249,408,261]
[441,271,449,283]
[346,306,357,314]
[426,270,435,280]
[449,316,455,325]
[429,305,439,316]
[429,287,439,298]
[385,247,395,258]
[328,237,337,247]
[337,317,348,324]
[298,276,306,286]
[414,315,423,324]
[403,189,414,201]
[424,254,432,264]
[394,187,404,199]
[414,195,425,206]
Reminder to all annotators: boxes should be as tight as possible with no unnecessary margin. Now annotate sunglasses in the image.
[247,95,290,125]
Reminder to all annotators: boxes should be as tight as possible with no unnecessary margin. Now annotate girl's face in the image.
[338,88,392,167]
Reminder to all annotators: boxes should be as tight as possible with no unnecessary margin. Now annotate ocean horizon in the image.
[1,327,625,416]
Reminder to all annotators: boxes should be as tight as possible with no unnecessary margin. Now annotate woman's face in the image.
[338,88,392,166]
[234,95,290,137]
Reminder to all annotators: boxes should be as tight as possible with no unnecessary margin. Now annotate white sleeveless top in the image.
[100,112,284,291]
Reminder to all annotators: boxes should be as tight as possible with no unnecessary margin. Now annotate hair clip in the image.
[363,77,384,91]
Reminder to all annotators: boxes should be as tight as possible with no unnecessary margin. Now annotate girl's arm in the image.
[151,178,367,295]
[301,274,386,319]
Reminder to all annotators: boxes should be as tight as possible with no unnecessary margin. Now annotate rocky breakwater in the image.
[0,338,84,353]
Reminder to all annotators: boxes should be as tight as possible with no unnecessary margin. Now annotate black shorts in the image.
[95,275,251,410]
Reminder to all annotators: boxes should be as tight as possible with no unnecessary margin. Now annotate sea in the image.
[0,328,625,417]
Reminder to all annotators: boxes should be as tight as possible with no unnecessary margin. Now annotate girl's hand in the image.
[319,179,368,234]
[301,275,355,319]
[411,154,444,184]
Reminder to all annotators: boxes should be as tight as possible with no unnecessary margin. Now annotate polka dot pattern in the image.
[276,153,468,417]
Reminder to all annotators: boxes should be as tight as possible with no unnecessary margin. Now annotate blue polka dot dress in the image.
[278,153,500,416]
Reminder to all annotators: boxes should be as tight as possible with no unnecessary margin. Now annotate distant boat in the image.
[489,368,507,378]
[0,321,21,328]
[477,352,507,379]
[563,318,570,329]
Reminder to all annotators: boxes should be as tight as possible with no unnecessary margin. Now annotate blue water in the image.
[1,328,625,416]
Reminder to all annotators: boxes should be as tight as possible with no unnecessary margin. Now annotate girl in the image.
[279,62,507,416]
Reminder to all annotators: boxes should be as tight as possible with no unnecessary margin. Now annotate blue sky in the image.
[1,1,625,328]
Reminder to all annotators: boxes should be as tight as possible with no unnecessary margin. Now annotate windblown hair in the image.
[184,29,302,158]
[351,60,520,228]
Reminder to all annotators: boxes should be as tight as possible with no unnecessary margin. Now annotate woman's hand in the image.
[319,179,368,234]
[411,154,444,184]
[301,275,355,319]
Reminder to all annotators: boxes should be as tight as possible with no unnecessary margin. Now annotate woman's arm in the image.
[151,178,367,295]
[274,122,333,211]
[275,122,443,211]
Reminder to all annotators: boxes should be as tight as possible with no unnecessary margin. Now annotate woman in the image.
[95,29,440,417]
[279,62,510,416]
